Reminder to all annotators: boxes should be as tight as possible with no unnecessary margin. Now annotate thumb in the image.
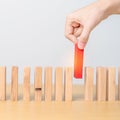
[77,26,90,49]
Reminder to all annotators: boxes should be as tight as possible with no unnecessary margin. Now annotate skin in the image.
[65,0,120,49]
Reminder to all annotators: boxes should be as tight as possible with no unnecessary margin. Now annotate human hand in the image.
[65,1,110,49]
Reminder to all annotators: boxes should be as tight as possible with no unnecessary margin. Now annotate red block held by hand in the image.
[74,43,84,79]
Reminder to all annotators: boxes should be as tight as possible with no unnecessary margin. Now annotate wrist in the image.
[98,0,120,18]
[96,0,112,19]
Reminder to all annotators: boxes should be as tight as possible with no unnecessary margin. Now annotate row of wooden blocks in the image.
[0,66,119,101]
[0,66,73,101]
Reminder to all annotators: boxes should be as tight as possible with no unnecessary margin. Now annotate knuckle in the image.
[81,34,88,41]
[81,30,90,41]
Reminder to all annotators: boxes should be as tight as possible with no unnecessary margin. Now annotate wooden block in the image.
[34,67,42,101]
[55,67,63,101]
[64,67,72,101]
[44,67,52,101]
[84,67,94,101]
[107,67,116,101]
[11,66,18,101]
[96,67,107,101]
[0,67,6,101]
[23,67,30,101]
[74,43,84,79]
[118,67,120,100]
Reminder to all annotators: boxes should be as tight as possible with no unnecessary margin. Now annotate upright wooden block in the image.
[107,67,116,101]
[84,67,94,101]
[64,67,72,101]
[0,67,6,101]
[11,66,18,101]
[23,67,30,101]
[74,44,84,78]
[96,67,107,101]
[118,67,120,100]
[34,67,42,101]
[55,67,63,101]
[44,67,52,101]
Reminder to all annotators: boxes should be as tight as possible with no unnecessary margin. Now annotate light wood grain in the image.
[55,67,63,101]
[23,67,30,101]
[44,67,52,101]
[118,67,120,100]
[1,85,120,120]
[96,67,107,101]
[107,67,116,101]
[11,66,18,101]
[34,67,42,101]
[64,67,72,101]
[84,67,94,101]
[0,67,6,101]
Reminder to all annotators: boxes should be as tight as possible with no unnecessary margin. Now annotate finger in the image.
[77,41,86,50]
[65,19,77,43]
[71,21,80,28]
[78,26,91,49]
[67,34,77,44]
[74,26,83,37]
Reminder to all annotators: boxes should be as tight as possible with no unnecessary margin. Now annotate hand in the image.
[65,0,115,49]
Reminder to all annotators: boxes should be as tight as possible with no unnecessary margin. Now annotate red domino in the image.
[74,43,84,79]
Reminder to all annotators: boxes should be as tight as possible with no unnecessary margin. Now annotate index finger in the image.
[65,19,77,43]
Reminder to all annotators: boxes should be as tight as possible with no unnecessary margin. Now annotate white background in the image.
[0,0,120,84]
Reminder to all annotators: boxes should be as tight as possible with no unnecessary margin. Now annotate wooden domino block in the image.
[107,67,116,101]
[44,67,52,101]
[118,67,120,100]
[55,67,63,101]
[0,67,6,101]
[96,67,107,101]
[23,67,30,101]
[84,67,94,101]
[74,44,84,79]
[64,67,72,101]
[34,67,42,101]
[11,66,18,101]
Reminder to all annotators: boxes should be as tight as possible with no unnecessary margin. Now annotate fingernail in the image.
[78,41,86,49]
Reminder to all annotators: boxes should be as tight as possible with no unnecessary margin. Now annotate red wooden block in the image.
[74,43,84,79]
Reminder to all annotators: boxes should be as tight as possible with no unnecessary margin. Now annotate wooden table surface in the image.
[0,85,120,120]
[1,101,120,120]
